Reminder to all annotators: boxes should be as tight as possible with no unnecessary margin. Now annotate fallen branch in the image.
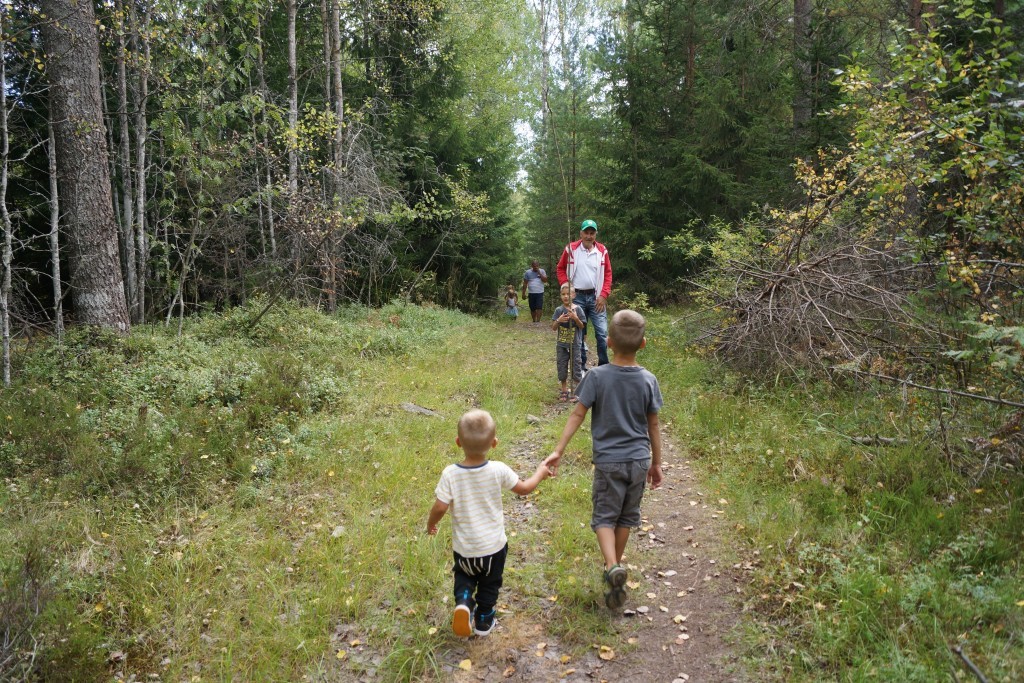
[951,644,989,683]
[832,368,1024,409]
[847,435,908,446]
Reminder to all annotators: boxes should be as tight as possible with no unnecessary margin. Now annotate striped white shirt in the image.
[435,461,519,558]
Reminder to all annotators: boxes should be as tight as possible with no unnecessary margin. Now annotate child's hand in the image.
[647,465,664,490]
[542,452,562,476]
[535,462,553,480]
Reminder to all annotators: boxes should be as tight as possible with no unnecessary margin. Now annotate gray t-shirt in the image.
[574,364,663,463]
[523,268,547,294]
[552,304,586,348]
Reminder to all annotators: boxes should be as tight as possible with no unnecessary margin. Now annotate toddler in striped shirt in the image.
[427,409,550,637]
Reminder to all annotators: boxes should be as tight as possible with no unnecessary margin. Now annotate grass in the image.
[2,301,1021,681]
[643,309,1023,682]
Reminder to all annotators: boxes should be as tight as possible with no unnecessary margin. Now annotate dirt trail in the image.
[443,322,749,683]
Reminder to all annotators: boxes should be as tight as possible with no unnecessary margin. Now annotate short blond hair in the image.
[560,283,573,294]
[457,409,497,452]
[609,310,646,353]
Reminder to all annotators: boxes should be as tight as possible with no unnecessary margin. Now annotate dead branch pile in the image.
[697,217,940,376]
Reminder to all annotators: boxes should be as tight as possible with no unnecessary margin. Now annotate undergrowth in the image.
[644,309,1023,682]
[1,302,1019,681]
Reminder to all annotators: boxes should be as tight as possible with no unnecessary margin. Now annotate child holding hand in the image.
[427,409,550,636]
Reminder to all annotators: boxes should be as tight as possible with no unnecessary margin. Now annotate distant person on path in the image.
[556,219,612,371]
[522,260,549,323]
[552,283,586,403]
[542,310,663,610]
[504,286,519,320]
[427,409,551,637]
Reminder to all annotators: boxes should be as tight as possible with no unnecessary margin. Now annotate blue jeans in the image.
[573,291,608,368]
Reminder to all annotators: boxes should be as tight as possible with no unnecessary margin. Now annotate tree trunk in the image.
[1,19,12,385]
[288,0,299,200]
[132,2,150,322]
[40,0,131,332]
[49,122,65,342]
[115,1,138,319]
[792,0,813,134]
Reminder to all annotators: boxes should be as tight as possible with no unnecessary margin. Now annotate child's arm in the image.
[426,499,449,535]
[552,308,569,331]
[511,462,551,495]
[542,402,589,475]
[647,413,663,489]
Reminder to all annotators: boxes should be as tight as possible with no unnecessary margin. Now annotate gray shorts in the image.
[591,459,651,529]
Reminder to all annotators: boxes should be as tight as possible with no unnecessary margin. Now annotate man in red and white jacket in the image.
[556,219,612,369]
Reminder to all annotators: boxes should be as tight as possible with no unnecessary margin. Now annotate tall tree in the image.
[40,0,130,331]
[1,11,13,385]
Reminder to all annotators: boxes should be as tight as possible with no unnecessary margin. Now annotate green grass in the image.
[643,309,1024,682]
[2,302,1021,681]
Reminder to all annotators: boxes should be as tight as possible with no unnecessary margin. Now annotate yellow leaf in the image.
[547,595,558,602]
[349,639,361,647]
[1016,600,1024,607]
[94,603,104,612]
[458,659,472,671]
[673,614,687,624]
[428,627,438,635]
[598,646,615,661]
[335,650,347,660]
[560,655,571,664]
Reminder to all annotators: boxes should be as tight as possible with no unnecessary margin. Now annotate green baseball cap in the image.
[580,219,598,232]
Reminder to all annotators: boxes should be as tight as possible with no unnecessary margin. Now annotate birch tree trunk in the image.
[115,0,138,317]
[49,122,65,342]
[1,19,12,385]
[40,0,131,332]
[327,0,346,312]
[132,3,150,322]
[288,0,299,200]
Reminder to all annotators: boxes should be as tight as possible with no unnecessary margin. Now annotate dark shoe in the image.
[452,604,473,637]
[474,610,497,637]
[603,564,627,609]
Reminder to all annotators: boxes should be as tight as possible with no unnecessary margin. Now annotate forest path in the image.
[443,320,749,683]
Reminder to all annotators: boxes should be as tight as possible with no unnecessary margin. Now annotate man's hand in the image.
[542,452,562,477]
[427,523,439,535]
[647,464,663,490]
[596,295,607,313]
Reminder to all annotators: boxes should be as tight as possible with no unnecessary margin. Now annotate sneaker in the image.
[473,612,497,637]
[603,564,628,609]
[452,604,473,638]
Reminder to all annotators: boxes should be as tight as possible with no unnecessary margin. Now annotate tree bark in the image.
[1,17,13,385]
[132,2,150,321]
[40,0,131,332]
[288,0,299,201]
[49,122,65,342]
[115,0,138,318]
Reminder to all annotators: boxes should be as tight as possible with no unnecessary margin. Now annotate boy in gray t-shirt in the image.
[543,309,663,609]
[552,283,586,402]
